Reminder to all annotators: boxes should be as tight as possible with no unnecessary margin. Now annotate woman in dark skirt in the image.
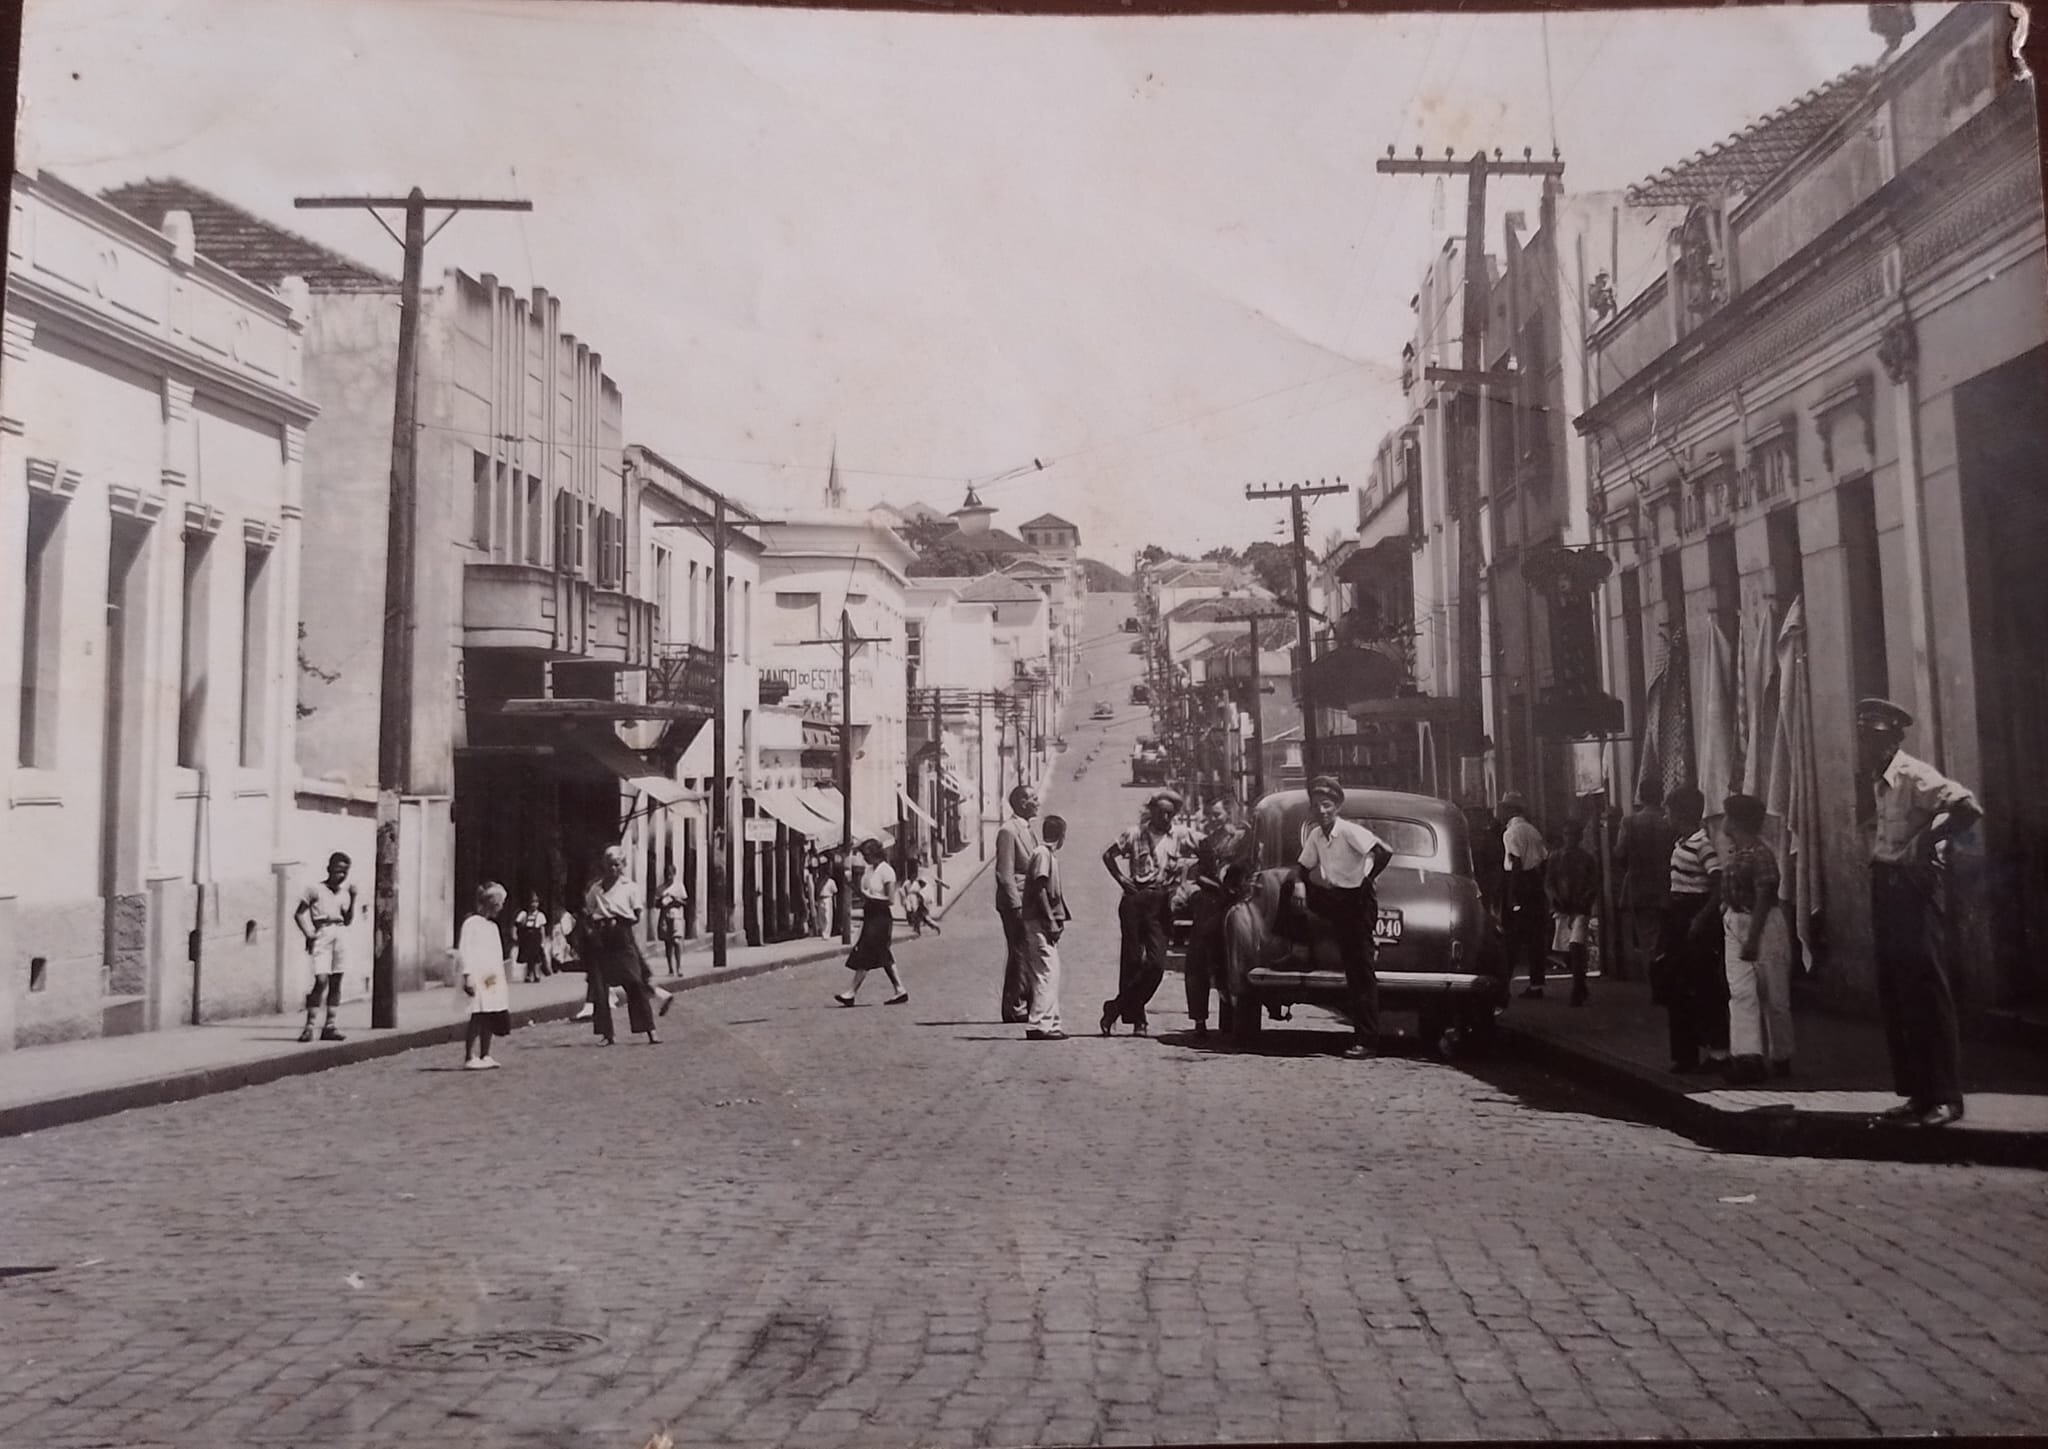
[835,839,909,1007]
[581,845,662,1045]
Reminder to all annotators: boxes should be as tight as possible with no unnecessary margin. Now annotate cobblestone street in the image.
[3,622,2047,1448]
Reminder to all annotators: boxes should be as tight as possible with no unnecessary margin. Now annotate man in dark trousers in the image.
[1499,793,1551,997]
[1660,786,1727,1074]
[993,785,1041,1024]
[1614,782,1675,987]
[1858,698,1982,1129]
[1290,776,1393,1059]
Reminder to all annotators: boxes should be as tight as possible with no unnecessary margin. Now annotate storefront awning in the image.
[896,787,937,828]
[1301,643,1409,709]
[568,729,690,808]
[803,786,895,843]
[755,789,832,841]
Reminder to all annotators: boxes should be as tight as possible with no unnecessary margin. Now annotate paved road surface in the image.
[1,592,2044,1447]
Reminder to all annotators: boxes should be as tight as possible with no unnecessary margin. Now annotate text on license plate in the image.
[1374,910,1403,943]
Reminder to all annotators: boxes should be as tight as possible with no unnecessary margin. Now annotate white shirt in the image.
[1502,816,1549,871]
[584,876,642,921]
[1871,751,1978,864]
[1298,816,1389,890]
[860,860,896,904]
[298,880,356,940]
[458,914,511,1014]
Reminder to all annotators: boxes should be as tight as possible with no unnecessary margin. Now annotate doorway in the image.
[1955,343,2048,1008]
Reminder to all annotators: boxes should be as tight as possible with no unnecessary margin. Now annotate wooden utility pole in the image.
[295,189,530,1029]
[796,610,887,944]
[1217,611,1283,802]
[1245,480,1347,762]
[1376,147,1564,798]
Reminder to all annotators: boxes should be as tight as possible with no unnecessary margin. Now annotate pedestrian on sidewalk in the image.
[459,882,514,1070]
[1614,782,1675,986]
[995,786,1042,1023]
[1185,796,1252,1039]
[836,839,908,1007]
[1660,787,1729,1075]
[1290,776,1393,1059]
[1546,820,1601,1007]
[815,858,839,940]
[1023,815,1071,1040]
[1500,795,1551,998]
[656,869,689,978]
[1858,697,1982,1129]
[1099,790,1189,1036]
[292,852,358,1043]
[582,846,665,1046]
[513,892,550,983]
[901,868,940,937]
[1719,793,1793,1084]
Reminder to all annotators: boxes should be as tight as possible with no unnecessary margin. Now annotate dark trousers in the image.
[1184,890,1230,1024]
[1107,888,1170,1026]
[1661,892,1727,1068]
[1871,863,1964,1108]
[1506,874,1549,989]
[997,901,1031,1022]
[1302,880,1380,1046]
[588,922,655,1038]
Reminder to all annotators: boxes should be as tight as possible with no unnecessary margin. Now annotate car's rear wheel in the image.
[1420,1006,1457,1060]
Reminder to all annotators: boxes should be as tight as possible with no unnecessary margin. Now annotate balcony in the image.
[463,562,653,666]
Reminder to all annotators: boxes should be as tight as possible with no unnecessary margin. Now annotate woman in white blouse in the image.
[581,845,662,1045]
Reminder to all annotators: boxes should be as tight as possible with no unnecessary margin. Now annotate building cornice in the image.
[6,276,320,425]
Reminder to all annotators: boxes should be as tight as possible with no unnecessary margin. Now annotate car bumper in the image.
[1244,967,1502,1001]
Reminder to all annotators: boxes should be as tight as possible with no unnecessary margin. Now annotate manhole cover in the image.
[370,1328,605,1371]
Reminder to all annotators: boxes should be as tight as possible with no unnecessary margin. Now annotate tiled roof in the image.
[100,178,397,292]
[1001,556,1063,575]
[1206,618,1296,652]
[958,573,1046,604]
[1165,594,1281,623]
[1020,512,1077,531]
[1627,66,1875,207]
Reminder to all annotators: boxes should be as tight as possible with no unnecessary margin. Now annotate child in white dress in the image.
[460,882,514,1069]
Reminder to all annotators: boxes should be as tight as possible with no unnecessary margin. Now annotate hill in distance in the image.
[1081,558,1134,592]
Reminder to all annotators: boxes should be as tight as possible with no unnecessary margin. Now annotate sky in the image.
[16,0,1919,564]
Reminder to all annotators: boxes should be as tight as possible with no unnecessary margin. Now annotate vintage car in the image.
[1218,786,1508,1056]
[1129,683,1151,705]
[1123,616,1141,632]
[1129,738,1170,786]
[1091,701,1115,721]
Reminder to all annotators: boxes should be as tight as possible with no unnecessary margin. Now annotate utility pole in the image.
[1246,480,1347,765]
[295,188,530,1029]
[652,503,782,973]
[1217,611,1282,802]
[1376,146,1564,800]
[796,609,887,944]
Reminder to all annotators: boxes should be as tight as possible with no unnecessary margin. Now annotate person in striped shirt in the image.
[1660,787,1728,1074]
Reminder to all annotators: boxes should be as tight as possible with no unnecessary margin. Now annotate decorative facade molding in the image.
[283,425,305,464]
[242,516,281,551]
[107,482,166,524]
[1810,373,1876,474]
[182,500,225,538]
[279,501,304,522]
[1,312,36,362]
[25,456,81,501]
[162,377,195,423]
[1877,313,1919,384]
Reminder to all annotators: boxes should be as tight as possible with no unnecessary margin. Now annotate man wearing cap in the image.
[993,785,1041,1024]
[1858,698,1981,1129]
[1499,793,1551,998]
[1292,775,1393,1058]
[1100,790,1189,1035]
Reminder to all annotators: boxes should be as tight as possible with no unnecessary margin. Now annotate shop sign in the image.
[744,818,779,843]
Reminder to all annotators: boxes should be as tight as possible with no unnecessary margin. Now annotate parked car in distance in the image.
[1123,616,1140,632]
[1091,702,1115,721]
[1129,683,1151,704]
[1220,786,1508,1056]
[1129,738,1169,786]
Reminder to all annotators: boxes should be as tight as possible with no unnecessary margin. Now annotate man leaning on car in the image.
[1292,775,1393,1059]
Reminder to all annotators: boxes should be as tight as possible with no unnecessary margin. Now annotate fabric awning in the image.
[803,786,895,842]
[754,789,832,841]
[896,787,937,828]
[568,729,689,808]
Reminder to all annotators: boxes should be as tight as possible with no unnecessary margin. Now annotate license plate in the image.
[1374,910,1403,943]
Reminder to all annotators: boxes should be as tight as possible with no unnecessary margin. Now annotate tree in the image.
[1136,543,1179,566]
[1201,544,1241,564]
[1241,541,1293,599]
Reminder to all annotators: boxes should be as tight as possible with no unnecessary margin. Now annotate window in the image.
[552,490,578,575]
[17,492,66,768]
[495,461,511,561]
[471,452,492,551]
[742,581,752,662]
[177,531,213,768]
[1839,476,1889,703]
[688,562,700,646]
[774,591,822,644]
[1766,507,1804,621]
[726,578,737,658]
[593,510,624,590]
[239,545,272,767]
[906,619,923,689]
[651,544,672,638]
[525,475,544,564]
[1659,548,1687,653]
[1706,529,1738,652]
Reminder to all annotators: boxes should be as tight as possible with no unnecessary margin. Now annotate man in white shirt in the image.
[994,786,1041,1024]
[1292,776,1393,1059]
[292,853,357,1043]
[1858,697,1982,1129]
[1499,793,1552,997]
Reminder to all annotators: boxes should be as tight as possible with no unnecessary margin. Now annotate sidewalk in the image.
[1495,975,2048,1169]
[0,932,848,1140]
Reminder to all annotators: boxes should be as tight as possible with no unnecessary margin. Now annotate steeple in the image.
[824,439,845,508]
[950,484,996,537]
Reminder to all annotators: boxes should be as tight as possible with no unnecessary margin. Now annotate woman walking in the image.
[582,845,664,1045]
[835,839,909,1007]
[513,892,551,983]
[1719,793,1794,1084]
[459,882,514,1069]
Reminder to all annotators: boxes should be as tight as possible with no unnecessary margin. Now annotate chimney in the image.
[1868,3,1915,53]
[162,209,196,267]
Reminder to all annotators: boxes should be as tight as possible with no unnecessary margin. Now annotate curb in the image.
[1497,1019,2048,1171]
[0,944,846,1142]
